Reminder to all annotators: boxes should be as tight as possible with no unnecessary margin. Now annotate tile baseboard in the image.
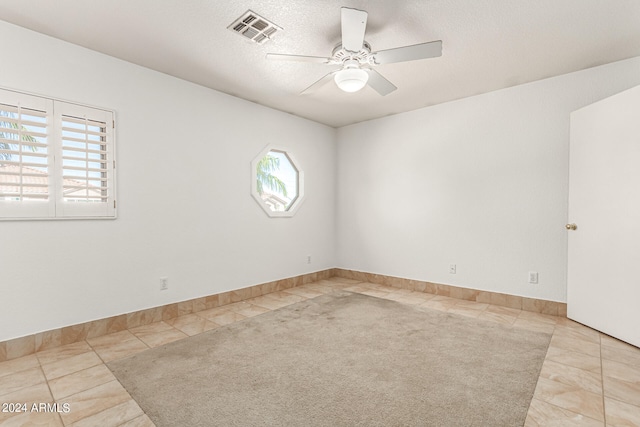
[0,269,336,363]
[0,268,566,363]
[333,268,567,318]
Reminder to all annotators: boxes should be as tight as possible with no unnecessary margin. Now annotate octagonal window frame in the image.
[251,145,305,218]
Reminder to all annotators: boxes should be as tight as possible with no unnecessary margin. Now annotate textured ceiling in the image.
[1,0,639,127]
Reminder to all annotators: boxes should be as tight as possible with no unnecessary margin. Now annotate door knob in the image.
[565,223,577,230]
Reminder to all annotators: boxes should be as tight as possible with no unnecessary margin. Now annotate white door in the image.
[567,85,640,348]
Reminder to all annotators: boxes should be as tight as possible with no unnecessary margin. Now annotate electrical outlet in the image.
[307,255,311,264]
[160,277,169,291]
[528,272,538,284]
[449,264,457,274]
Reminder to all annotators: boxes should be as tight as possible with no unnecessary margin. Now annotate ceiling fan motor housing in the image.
[332,42,375,66]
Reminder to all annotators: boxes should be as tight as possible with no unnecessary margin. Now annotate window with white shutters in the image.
[0,88,116,220]
[55,102,115,218]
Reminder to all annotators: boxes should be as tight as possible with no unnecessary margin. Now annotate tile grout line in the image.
[69,339,149,427]
[34,352,66,426]
[599,333,607,427]
[84,339,110,367]
[598,339,640,422]
[524,310,555,426]
[531,397,606,425]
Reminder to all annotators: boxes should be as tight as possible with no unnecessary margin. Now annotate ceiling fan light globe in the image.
[334,68,369,92]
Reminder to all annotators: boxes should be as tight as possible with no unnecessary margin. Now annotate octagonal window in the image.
[251,146,304,217]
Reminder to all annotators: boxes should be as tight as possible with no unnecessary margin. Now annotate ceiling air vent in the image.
[228,10,282,44]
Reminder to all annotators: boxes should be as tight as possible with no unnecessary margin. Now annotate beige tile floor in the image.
[1,278,639,426]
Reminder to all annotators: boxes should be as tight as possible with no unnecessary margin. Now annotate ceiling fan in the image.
[266,7,442,96]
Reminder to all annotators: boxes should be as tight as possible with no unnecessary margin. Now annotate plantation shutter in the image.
[55,102,115,218]
[0,88,116,220]
[0,89,55,218]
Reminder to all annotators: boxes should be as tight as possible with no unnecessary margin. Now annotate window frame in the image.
[251,145,305,218]
[0,87,117,220]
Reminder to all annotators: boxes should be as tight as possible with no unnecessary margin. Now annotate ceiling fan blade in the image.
[372,40,442,64]
[266,53,332,64]
[301,71,336,94]
[341,7,368,52]
[365,69,397,96]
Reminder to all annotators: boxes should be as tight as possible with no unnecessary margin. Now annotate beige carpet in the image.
[109,291,551,426]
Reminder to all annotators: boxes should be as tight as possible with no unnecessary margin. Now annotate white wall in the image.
[3,18,640,343]
[336,56,640,303]
[0,21,336,341]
